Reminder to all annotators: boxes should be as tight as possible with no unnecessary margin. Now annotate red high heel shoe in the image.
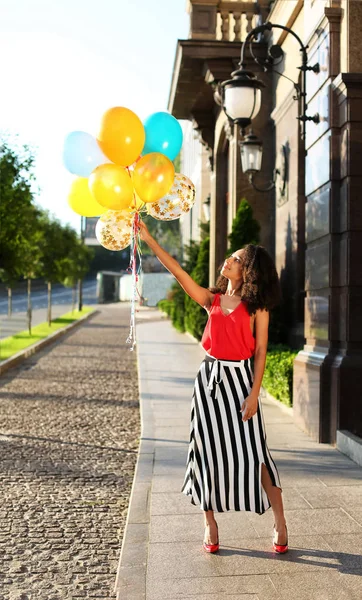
[273,524,288,554]
[203,522,219,553]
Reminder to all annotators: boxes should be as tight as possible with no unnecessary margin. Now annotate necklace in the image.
[225,290,241,298]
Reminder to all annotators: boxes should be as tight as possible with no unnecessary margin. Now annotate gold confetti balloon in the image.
[95,210,133,251]
[147,173,196,221]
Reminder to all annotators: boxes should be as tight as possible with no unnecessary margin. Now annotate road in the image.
[0,279,98,339]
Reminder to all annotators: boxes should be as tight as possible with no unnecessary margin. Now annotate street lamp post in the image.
[220,21,320,192]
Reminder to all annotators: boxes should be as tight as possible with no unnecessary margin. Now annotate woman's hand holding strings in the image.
[138,220,152,244]
[240,393,258,421]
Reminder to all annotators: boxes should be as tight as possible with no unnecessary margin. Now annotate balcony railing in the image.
[188,0,270,42]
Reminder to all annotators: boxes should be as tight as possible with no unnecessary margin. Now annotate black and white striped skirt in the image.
[181,355,282,515]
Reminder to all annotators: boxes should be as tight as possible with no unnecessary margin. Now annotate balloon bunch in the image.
[63,107,196,349]
[63,107,196,247]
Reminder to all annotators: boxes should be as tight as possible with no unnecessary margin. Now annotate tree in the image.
[38,212,93,324]
[20,205,45,334]
[0,138,94,328]
[56,242,93,314]
[227,198,260,254]
[0,140,37,315]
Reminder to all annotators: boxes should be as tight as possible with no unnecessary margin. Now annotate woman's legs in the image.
[203,468,287,547]
[261,464,287,544]
[203,509,218,544]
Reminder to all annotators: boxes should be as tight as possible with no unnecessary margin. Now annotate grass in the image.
[0,307,95,361]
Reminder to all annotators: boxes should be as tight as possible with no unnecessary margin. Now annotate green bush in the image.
[158,299,173,316]
[262,344,299,407]
[227,198,260,253]
[168,282,186,332]
[158,288,186,332]
[184,237,210,340]
[158,239,202,333]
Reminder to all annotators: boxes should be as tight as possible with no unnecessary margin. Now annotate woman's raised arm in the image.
[139,221,214,309]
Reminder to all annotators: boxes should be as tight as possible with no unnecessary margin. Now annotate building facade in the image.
[168,0,362,447]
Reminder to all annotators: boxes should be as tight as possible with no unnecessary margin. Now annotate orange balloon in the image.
[132,153,175,203]
[97,107,145,166]
[88,163,134,210]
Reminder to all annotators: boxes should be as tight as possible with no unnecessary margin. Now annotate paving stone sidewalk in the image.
[117,308,362,600]
[0,304,140,600]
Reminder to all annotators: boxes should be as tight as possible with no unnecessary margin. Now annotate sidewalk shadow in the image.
[219,545,362,575]
[142,437,189,445]
[0,390,139,409]
[142,376,195,386]
[0,431,138,454]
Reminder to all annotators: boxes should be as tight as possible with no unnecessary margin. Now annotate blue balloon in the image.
[63,131,110,177]
[142,112,183,160]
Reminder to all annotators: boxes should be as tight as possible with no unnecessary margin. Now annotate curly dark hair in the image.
[210,244,281,315]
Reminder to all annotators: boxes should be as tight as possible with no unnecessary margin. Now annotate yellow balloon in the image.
[89,163,134,211]
[132,152,175,203]
[68,177,106,217]
[97,107,145,166]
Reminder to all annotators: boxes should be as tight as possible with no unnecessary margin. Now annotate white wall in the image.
[179,120,210,247]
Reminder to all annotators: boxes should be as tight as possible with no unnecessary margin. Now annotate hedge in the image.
[262,344,298,407]
[184,237,209,340]
[158,283,185,333]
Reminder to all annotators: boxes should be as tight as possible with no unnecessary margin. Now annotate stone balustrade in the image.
[187,0,268,41]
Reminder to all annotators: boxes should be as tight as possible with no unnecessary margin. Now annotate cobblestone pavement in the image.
[0,305,140,599]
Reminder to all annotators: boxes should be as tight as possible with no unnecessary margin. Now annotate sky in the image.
[0,0,189,231]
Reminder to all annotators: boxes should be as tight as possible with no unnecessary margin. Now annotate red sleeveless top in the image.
[201,293,256,360]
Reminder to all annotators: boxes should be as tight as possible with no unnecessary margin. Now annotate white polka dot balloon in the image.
[95,209,133,251]
[147,173,196,221]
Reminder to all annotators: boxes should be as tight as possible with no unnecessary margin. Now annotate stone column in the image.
[227,122,238,235]
[292,6,362,444]
[330,73,362,440]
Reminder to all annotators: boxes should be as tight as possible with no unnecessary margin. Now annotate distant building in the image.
[84,217,100,246]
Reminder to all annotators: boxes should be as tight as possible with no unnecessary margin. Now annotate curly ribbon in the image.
[126,211,143,351]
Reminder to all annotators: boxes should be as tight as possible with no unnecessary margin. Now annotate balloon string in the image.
[126,212,141,351]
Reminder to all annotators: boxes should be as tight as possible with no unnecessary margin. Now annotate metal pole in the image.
[238,22,318,141]
[78,216,85,312]
[27,278,32,335]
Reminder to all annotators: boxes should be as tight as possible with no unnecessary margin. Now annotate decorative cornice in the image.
[332,73,362,98]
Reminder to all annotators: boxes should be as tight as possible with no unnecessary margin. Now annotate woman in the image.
[139,221,288,555]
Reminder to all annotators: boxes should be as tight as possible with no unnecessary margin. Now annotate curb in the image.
[337,429,362,467]
[262,389,294,417]
[114,315,153,600]
[0,309,99,377]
